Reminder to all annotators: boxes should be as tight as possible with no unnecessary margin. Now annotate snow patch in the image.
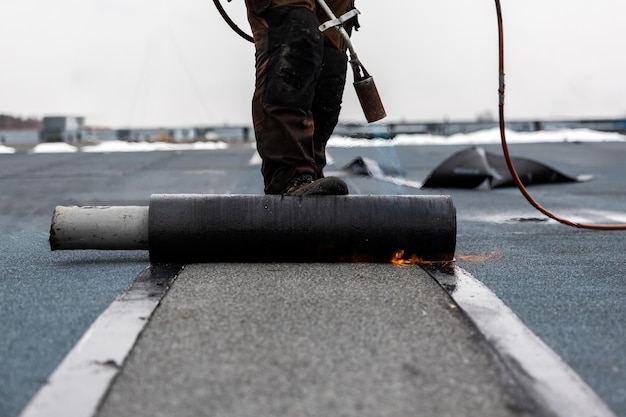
[0,145,16,154]
[81,140,228,153]
[327,128,626,148]
[29,143,78,153]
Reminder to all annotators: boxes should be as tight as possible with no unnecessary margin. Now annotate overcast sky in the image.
[1,0,625,128]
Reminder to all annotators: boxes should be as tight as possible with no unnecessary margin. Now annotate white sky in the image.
[1,0,625,128]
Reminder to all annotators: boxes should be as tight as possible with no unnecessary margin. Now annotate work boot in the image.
[283,169,348,196]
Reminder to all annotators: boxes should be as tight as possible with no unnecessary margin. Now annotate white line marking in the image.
[19,265,181,417]
[426,266,616,417]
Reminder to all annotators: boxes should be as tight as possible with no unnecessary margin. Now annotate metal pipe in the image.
[315,0,358,60]
[50,206,149,251]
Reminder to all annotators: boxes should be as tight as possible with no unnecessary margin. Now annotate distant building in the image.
[40,116,85,143]
[115,126,250,142]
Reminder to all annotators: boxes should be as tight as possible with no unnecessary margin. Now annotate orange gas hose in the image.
[494,0,626,230]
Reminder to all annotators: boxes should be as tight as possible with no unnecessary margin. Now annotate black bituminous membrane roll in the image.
[148,194,456,263]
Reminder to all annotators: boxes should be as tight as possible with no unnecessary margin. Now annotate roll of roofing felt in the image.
[50,195,456,263]
[147,194,456,263]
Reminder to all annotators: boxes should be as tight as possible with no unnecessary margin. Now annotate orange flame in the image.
[390,250,447,266]
[391,249,498,267]
[391,250,420,265]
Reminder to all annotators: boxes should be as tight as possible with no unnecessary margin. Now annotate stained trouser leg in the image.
[312,0,353,178]
[248,6,324,195]
[312,46,348,178]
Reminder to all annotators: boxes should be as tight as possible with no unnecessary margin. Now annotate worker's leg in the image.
[312,0,354,178]
[311,46,347,178]
[246,1,323,194]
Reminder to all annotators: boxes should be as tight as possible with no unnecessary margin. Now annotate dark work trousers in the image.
[246,0,353,194]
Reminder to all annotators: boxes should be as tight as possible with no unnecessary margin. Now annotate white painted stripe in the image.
[427,266,616,417]
[19,265,181,417]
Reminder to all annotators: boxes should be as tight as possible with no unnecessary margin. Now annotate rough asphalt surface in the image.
[1,140,624,416]
[97,264,535,417]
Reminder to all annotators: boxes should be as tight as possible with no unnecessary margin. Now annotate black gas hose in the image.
[213,0,254,43]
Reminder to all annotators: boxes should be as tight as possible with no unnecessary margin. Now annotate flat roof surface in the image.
[1,139,624,417]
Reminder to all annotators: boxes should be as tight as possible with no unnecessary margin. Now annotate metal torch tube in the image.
[315,0,358,59]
